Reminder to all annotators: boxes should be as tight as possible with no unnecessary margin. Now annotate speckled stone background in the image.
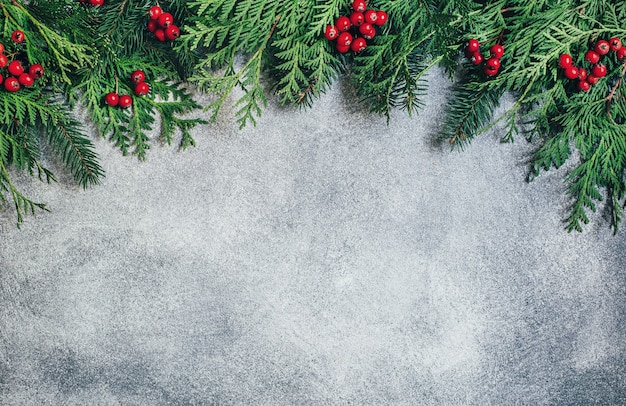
[1,70,625,405]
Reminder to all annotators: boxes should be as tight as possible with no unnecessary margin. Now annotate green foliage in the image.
[0,0,205,225]
[441,0,626,233]
[67,0,206,160]
[0,0,102,225]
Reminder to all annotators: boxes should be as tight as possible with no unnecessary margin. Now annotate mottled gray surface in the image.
[1,70,625,405]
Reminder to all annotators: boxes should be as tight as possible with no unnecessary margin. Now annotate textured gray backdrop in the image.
[1,70,625,405]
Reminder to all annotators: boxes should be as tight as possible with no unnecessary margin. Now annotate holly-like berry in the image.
[336,43,351,54]
[0,74,3,85]
[130,70,146,84]
[134,82,150,96]
[118,94,133,109]
[337,32,353,47]
[157,12,174,28]
[558,53,572,68]
[149,5,163,20]
[4,77,19,92]
[104,92,119,106]
[470,51,483,65]
[609,37,622,52]
[563,65,579,80]
[375,10,388,26]
[350,11,364,27]
[351,37,367,53]
[587,74,599,85]
[335,16,351,32]
[147,20,157,33]
[484,57,501,76]
[578,67,587,81]
[324,25,339,41]
[490,44,504,59]
[358,22,375,40]
[617,47,626,62]
[0,54,7,69]
[154,29,166,42]
[466,39,480,53]
[364,10,378,24]
[8,61,24,77]
[594,40,610,55]
[18,73,34,87]
[353,0,366,12]
[28,64,44,79]
[11,30,25,43]
[0,43,5,53]
[578,80,591,92]
[585,50,600,64]
[165,25,181,41]
[591,63,607,78]
[88,0,104,6]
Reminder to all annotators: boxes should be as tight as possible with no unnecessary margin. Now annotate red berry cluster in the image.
[323,0,388,54]
[559,37,626,92]
[464,39,505,77]
[146,6,180,42]
[78,0,105,6]
[104,70,151,109]
[0,37,44,93]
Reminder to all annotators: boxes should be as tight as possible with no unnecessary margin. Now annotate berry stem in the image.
[605,63,626,119]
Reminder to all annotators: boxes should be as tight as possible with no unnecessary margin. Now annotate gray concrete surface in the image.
[1,70,625,405]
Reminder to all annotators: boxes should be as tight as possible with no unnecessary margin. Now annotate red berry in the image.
[0,43,4,53]
[617,47,626,62]
[18,73,33,87]
[578,80,591,92]
[88,0,104,6]
[484,66,499,76]
[335,16,351,32]
[594,40,610,55]
[0,74,3,85]
[154,29,166,42]
[351,37,367,53]
[134,81,150,96]
[157,12,174,28]
[591,63,607,78]
[470,51,483,65]
[587,74,599,85]
[0,54,7,69]
[165,25,181,41]
[585,50,600,64]
[337,32,353,47]
[324,25,339,41]
[558,53,572,68]
[466,39,480,53]
[352,0,366,12]
[8,60,24,77]
[578,67,587,81]
[490,44,504,59]
[609,37,622,52]
[118,95,133,109]
[364,10,378,24]
[149,5,163,20]
[350,11,364,27]
[485,57,501,72]
[4,77,19,92]
[358,22,375,40]
[104,92,119,106]
[375,10,388,26]
[563,65,579,80]
[130,70,146,84]
[336,43,350,54]
[11,30,24,43]
[147,20,157,33]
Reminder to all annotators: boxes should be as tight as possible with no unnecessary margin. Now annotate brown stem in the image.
[605,63,626,118]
